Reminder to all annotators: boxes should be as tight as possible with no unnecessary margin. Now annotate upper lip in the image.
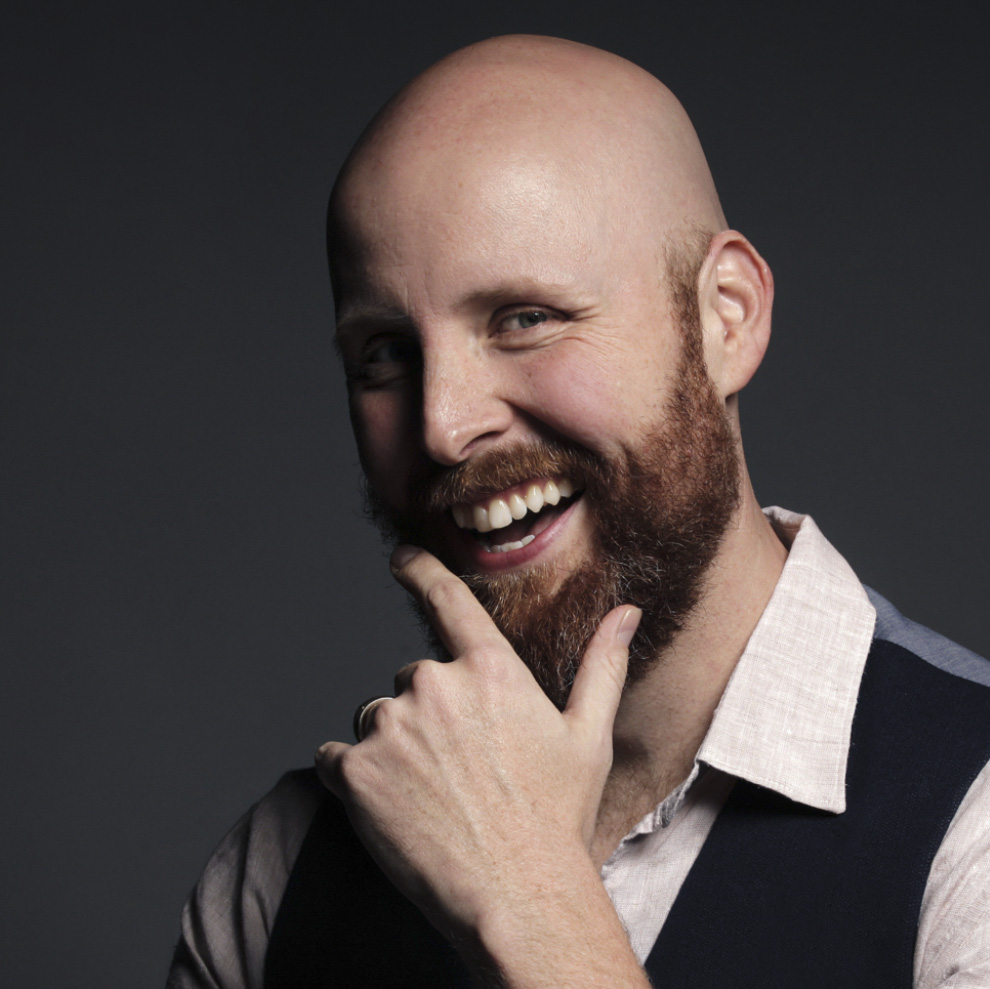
[450,477,580,533]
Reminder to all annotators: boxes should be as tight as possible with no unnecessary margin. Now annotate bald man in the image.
[168,37,990,989]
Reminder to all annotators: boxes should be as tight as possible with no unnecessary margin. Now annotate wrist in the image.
[461,849,648,989]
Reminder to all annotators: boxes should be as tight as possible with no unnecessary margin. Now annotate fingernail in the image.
[616,607,642,647]
[390,544,421,573]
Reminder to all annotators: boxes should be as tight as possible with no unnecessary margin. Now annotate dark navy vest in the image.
[264,639,990,988]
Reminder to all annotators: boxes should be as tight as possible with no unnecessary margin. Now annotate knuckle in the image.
[368,696,396,733]
[393,660,420,694]
[334,747,382,799]
[410,657,444,690]
[464,646,508,681]
[602,654,628,694]
[336,745,358,778]
[424,576,463,616]
[394,658,441,694]
[319,745,358,794]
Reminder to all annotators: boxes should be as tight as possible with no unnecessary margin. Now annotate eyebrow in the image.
[334,305,412,346]
[460,279,578,309]
[333,277,583,346]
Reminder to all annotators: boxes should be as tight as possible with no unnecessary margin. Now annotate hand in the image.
[315,545,641,961]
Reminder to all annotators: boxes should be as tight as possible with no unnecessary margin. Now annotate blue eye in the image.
[503,310,548,331]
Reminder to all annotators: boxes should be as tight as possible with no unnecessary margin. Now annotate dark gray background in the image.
[3,1,988,985]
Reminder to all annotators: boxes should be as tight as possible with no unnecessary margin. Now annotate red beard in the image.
[364,285,740,708]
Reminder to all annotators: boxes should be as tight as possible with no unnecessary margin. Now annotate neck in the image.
[590,483,787,865]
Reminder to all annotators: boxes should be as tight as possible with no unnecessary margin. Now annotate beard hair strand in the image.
[363,235,740,709]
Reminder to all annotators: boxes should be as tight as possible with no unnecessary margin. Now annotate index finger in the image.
[390,545,509,658]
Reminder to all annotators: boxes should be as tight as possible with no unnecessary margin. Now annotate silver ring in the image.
[353,695,391,742]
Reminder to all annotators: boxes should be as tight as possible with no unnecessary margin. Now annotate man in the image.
[169,36,990,988]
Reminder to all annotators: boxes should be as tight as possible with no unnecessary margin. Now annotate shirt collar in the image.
[693,507,876,814]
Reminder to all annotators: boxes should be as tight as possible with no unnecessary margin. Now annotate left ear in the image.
[696,229,774,399]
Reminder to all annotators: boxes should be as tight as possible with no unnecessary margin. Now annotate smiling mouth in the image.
[449,477,584,553]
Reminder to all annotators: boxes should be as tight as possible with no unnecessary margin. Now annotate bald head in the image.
[329,36,725,293]
[331,38,776,688]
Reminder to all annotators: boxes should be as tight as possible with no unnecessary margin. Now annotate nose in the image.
[420,348,512,466]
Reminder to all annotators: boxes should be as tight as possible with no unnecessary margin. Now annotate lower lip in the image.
[454,496,583,573]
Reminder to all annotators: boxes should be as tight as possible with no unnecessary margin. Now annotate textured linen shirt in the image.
[169,509,990,988]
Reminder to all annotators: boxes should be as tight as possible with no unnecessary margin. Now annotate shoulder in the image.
[915,756,990,988]
[867,587,990,688]
[220,768,327,880]
[194,768,328,913]
[168,769,329,989]
[864,590,990,988]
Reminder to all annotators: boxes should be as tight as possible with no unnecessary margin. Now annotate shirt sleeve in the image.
[915,759,990,988]
[167,769,325,989]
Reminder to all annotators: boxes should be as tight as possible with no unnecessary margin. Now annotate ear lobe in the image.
[698,230,774,398]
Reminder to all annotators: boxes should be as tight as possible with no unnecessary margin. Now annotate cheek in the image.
[350,392,418,504]
[520,349,661,453]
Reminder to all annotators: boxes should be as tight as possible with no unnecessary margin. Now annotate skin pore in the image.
[319,35,790,984]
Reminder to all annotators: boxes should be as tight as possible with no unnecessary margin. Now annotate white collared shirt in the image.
[601,509,990,987]
[169,509,990,989]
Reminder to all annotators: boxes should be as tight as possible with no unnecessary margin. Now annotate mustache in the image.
[410,440,600,514]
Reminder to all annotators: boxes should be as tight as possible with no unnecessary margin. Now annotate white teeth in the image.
[508,493,528,520]
[524,484,544,513]
[452,478,579,532]
[482,534,536,554]
[473,504,492,533]
[487,498,512,530]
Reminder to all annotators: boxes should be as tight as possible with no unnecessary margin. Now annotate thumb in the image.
[564,605,641,729]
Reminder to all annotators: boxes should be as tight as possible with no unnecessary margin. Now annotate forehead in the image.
[331,143,655,319]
